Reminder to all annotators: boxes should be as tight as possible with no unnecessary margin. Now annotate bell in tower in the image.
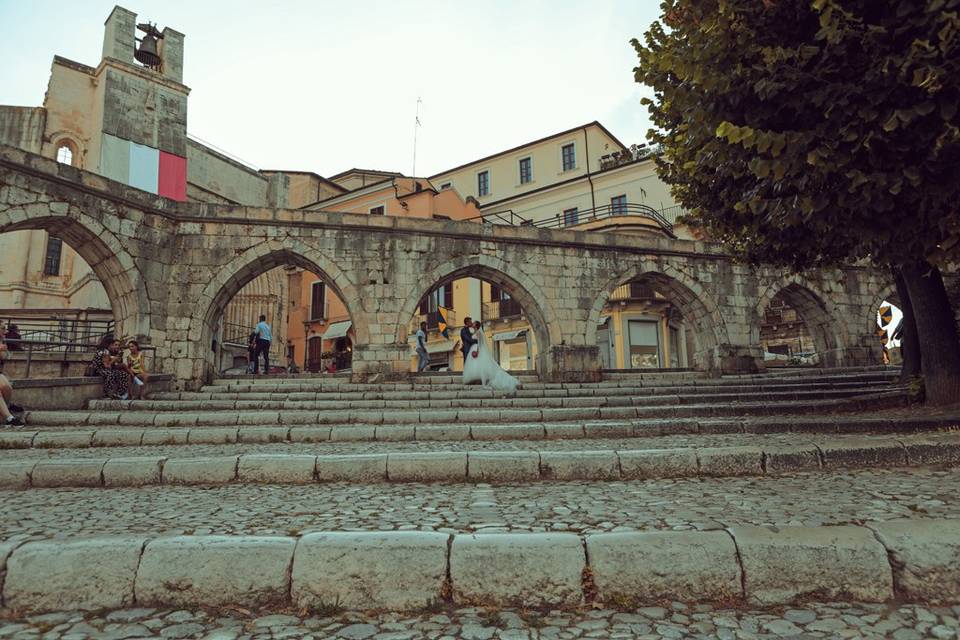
[134,22,164,69]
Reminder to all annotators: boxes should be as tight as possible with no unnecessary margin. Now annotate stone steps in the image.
[21,391,908,429]
[150,379,897,401]
[1,517,954,615]
[86,387,899,413]
[1,432,957,490]
[6,412,957,451]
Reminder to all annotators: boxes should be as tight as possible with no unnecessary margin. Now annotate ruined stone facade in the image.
[0,144,898,387]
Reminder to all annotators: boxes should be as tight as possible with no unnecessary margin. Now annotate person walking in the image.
[459,317,477,365]
[253,315,272,375]
[415,321,429,372]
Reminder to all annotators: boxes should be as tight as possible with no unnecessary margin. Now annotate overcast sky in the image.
[1,0,661,177]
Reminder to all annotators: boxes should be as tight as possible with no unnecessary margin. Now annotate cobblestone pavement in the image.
[2,468,957,541]
[0,431,934,461]
[1,602,958,639]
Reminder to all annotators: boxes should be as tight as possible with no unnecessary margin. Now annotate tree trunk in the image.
[900,261,960,405]
[892,267,921,380]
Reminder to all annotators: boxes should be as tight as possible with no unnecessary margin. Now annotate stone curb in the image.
[1,519,956,614]
[4,411,955,452]
[0,434,957,490]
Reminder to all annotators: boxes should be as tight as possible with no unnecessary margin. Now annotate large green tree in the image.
[634,0,960,404]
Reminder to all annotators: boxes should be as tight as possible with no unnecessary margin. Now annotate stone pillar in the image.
[539,345,602,383]
[102,6,136,63]
[160,28,185,83]
[267,173,289,209]
[351,344,410,382]
[712,344,765,375]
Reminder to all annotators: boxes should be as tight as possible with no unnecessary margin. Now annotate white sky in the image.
[0,0,661,177]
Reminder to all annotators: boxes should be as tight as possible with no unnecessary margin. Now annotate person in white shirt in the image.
[253,315,272,375]
[415,321,429,372]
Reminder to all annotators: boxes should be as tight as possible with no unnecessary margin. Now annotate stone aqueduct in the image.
[0,145,893,387]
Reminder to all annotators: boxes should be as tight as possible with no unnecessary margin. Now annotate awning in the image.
[322,320,352,340]
[493,329,527,342]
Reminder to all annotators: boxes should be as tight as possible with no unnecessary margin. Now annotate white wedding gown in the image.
[462,328,520,393]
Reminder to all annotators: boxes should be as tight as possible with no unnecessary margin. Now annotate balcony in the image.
[409,308,458,334]
[608,281,658,302]
[483,297,524,321]
[598,144,660,170]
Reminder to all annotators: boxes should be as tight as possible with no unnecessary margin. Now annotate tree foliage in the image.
[633,0,960,270]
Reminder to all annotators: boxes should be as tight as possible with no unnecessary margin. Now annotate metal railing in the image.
[483,298,524,321]
[0,313,115,354]
[470,203,676,236]
[3,338,155,378]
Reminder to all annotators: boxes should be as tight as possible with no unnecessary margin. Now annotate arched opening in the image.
[756,281,838,367]
[397,261,555,374]
[587,265,726,371]
[0,213,148,376]
[55,142,75,166]
[193,247,359,379]
[866,283,904,366]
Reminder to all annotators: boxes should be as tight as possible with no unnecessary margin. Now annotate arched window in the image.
[56,144,74,166]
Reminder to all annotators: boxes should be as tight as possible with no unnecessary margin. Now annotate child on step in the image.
[126,340,148,400]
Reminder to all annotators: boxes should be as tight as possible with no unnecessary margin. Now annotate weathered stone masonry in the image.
[0,144,894,387]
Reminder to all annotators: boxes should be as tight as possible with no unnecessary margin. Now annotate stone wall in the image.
[0,143,899,388]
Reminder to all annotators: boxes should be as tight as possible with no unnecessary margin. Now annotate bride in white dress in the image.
[462,325,520,393]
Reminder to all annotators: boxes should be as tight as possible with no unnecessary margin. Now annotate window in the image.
[419,285,453,314]
[310,281,326,320]
[562,207,579,227]
[477,171,490,197]
[519,157,532,184]
[43,237,63,276]
[628,320,660,368]
[561,143,576,171]
[369,205,385,215]
[56,145,74,166]
[307,337,323,372]
[440,182,451,190]
[489,284,501,302]
[611,194,627,215]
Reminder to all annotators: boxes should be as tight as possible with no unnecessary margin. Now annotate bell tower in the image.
[92,6,189,200]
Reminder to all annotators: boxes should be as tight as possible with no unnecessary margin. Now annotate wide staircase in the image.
[1,365,959,634]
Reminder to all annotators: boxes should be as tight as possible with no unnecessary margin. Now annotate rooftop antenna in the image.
[412,97,422,177]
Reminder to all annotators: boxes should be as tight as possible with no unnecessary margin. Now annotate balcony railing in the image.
[409,308,458,334]
[483,298,524,321]
[470,203,677,237]
[608,282,658,302]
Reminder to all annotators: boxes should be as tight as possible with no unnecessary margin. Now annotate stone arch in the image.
[867,282,901,335]
[752,275,844,365]
[585,259,729,370]
[189,240,363,379]
[0,210,150,341]
[394,253,560,364]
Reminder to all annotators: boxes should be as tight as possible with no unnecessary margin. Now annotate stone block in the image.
[415,424,471,441]
[459,409,501,423]
[292,531,448,611]
[417,410,459,424]
[467,452,540,482]
[764,445,821,473]
[141,429,190,445]
[281,411,320,425]
[498,409,543,422]
[103,457,165,487]
[819,438,907,468]
[542,408,600,422]
[3,537,146,613]
[543,423,585,439]
[238,427,290,443]
[136,535,295,608]
[871,519,960,604]
[26,411,91,427]
[588,530,742,603]
[288,426,331,442]
[32,431,94,449]
[92,429,145,447]
[0,432,36,449]
[162,456,237,485]
[374,424,417,441]
[31,459,105,488]
[237,454,316,484]
[451,533,584,607]
[731,524,893,605]
[329,425,377,441]
[618,449,698,480]
[387,452,467,482]
[539,451,620,480]
[697,446,764,476]
[236,411,281,426]
[0,461,35,489]
[583,421,632,439]
[186,428,238,444]
[349,410,384,425]
[315,454,387,482]
[470,424,544,440]
[195,412,240,426]
[314,411,353,425]
[152,413,199,427]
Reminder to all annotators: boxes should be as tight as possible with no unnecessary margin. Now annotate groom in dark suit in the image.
[460,317,477,360]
